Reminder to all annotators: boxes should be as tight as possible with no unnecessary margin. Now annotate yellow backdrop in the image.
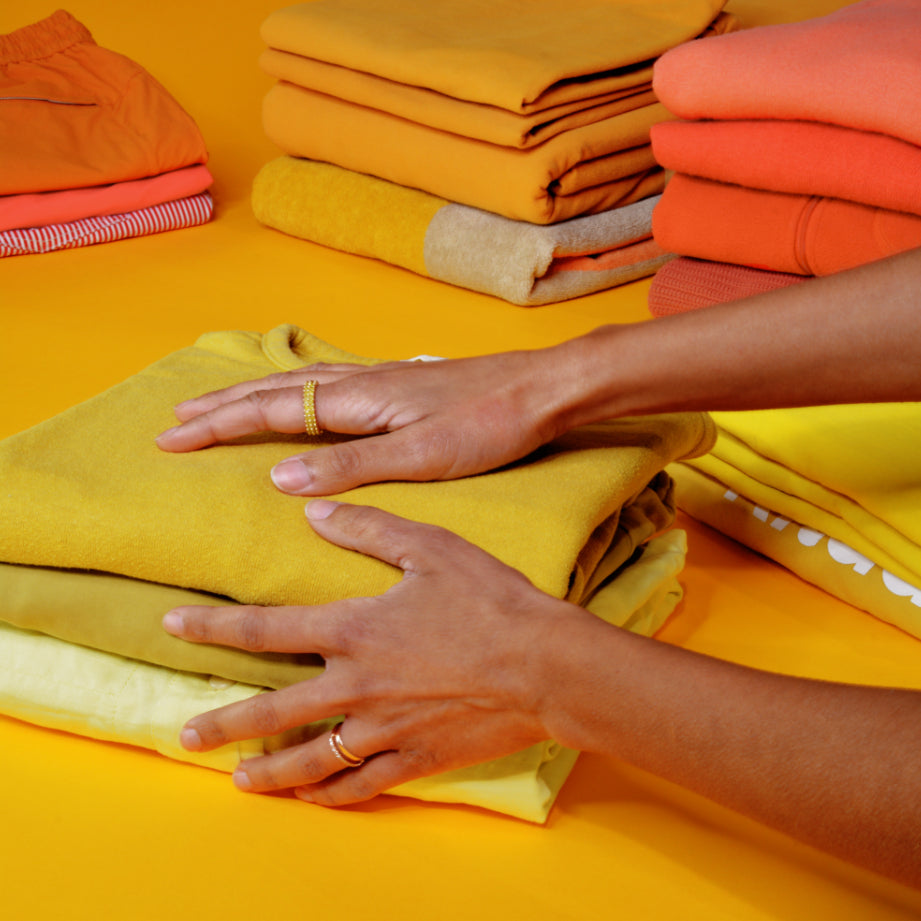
[3,1,921,917]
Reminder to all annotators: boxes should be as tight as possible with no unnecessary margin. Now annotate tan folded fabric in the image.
[263,82,668,223]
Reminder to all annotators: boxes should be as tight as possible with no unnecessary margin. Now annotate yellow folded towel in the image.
[0,326,715,607]
[252,157,672,305]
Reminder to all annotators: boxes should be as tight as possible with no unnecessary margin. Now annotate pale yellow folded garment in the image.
[672,466,921,638]
[0,325,715,608]
[259,0,728,115]
[673,402,921,636]
[252,156,672,306]
[262,82,669,224]
[0,530,688,823]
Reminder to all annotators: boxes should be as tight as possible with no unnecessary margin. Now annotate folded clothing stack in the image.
[671,403,921,640]
[647,0,921,315]
[0,10,213,257]
[252,0,735,304]
[0,325,715,821]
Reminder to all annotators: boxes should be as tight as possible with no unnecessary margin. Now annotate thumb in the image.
[304,501,455,574]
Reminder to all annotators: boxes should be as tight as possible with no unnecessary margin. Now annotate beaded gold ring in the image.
[302,379,322,436]
[328,724,365,768]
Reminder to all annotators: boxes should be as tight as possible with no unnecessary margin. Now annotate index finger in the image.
[155,385,307,451]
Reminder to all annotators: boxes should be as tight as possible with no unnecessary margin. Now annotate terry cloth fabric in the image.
[257,0,734,223]
[0,325,714,608]
[0,10,208,195]
[650,120,921,218]
[0,164,213,233]
[651,175,921,276]
[652,0,921,148]
[672,466,921,639]
[0,192,214,257]
[647,258,803,317]
[0,531,688,822]
[262,81,668,225]
[672,402,921,638]
[252,157,672,305]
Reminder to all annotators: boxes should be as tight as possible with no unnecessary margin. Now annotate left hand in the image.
[162,500,586,806]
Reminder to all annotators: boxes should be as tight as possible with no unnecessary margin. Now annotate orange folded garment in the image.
[0,164,213,233]
[263,81,668,224]
[0,10,208,195]
[651,119,921,218]
[652,174,921,275]
[261,0,728,115]
[647,257,803,317]
[653,0,921,146]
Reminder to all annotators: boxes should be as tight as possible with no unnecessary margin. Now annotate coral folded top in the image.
[0,10,208,195]
[653,0,921,146]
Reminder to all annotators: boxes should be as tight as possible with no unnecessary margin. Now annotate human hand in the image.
[154,349,569,495]
[162,501,589,806]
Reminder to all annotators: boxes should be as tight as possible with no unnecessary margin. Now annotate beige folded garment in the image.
[252,156,671,305]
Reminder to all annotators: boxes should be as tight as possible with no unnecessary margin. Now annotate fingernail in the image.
[232,769,253,792]
[162,611,183,634]
[305,499,339,520]
[180,728,202,751]
[295,788,315,803]
[155,426,179,444]
[271,459,311,493]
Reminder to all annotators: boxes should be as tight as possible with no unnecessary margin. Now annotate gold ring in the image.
[303,379,322,436]
[328,724,365,768]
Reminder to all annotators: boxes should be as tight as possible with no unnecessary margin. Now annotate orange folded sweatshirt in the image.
[651,119,921,218]
[652,174,921,276]
[653,0,921,146]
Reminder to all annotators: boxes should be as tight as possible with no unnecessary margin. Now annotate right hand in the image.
[155,349,569,495]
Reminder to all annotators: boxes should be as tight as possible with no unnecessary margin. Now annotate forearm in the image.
[536,615,921,888]
[542,247,921,431]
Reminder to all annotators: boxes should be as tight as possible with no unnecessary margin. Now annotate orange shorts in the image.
[0,10,208,195]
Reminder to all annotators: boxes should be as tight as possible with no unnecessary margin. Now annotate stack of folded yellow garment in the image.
[252,0,735,305]
[672,403,921,640]
[0,325,715,821]
[0,10,214,257]
[647,0,921,315]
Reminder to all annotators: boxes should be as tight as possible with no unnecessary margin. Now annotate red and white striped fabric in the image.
[0,192,214,257]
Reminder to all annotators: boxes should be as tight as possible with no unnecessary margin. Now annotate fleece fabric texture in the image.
[0,530,688,822]
[0,325,714,607]
[653,0,921,146]
[650,119,921,218]
[252,156,671,305]
[652,174,921,276]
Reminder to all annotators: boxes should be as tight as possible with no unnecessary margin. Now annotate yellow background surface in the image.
[3,1,921,917]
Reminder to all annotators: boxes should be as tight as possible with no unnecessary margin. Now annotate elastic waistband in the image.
[0,10,94,65]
